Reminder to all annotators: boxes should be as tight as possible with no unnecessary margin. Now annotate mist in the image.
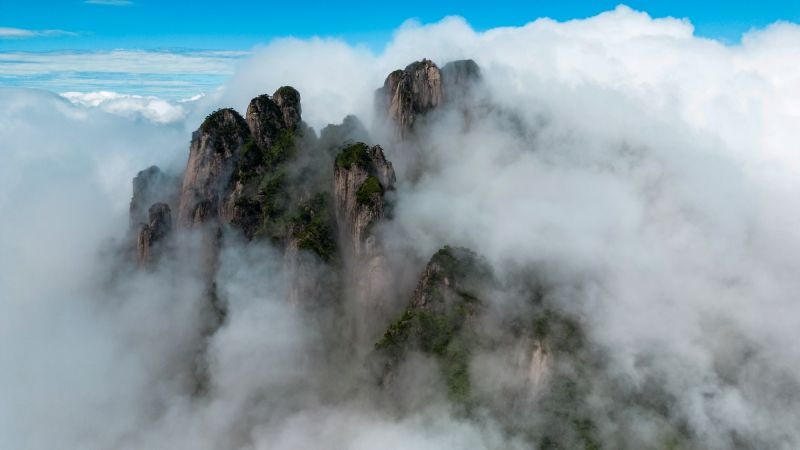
[3,5,800,449]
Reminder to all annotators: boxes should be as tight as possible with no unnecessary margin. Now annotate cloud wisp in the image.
[0,49,246,99]
[0,27,78,39]
[60,91,197,123]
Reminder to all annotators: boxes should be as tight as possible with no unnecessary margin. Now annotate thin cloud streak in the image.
[0,27,78,39]
[0,49,248,99]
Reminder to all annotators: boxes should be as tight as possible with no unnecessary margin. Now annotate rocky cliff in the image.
[245,87,300,153]
[333,142,395,259]
[376,59,443,139]
[376,58,481,139]
[224,87,303,240]
[177,108,249,228]
[136,203,172,268]
[332,142,396,320]
[372,247,602,448]
[123,58,616,449]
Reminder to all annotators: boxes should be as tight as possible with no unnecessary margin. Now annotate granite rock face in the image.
[177,108,249,228]
[377,59,483,140]
[245,86,301,152]
[136,202,172,268]
[332,142,396,322]
[271,86,302,131]
[333,143,395,260]
[377,59,444,139]
[224,87,304,240]
[172,87,303,236]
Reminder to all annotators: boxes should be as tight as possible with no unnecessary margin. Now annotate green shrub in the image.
[442,336,472,404]
[200,108,248,153]
[264,129,296,168]
[291,193,336,262]
[259,170,289,219]
[375,309,416,355]
[335,142,371,170]
[235,138,261,181]
[275,85,299,99]
[356,176,383,205]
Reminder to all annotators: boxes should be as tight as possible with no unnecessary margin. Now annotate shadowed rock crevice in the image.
[136,202,172,268]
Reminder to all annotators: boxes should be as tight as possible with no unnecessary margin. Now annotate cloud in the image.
[61,91,194,123]
[0,49,246,99]
[4,5,800,449]
[84,0,133,5]
[221,37,379,131]
[0,27,77,39]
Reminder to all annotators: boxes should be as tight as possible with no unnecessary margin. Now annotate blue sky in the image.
[2,0,799,51]
[1,1,799,98]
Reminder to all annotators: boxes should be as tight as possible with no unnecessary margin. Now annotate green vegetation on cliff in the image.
[275,85,299,99]
[232,127,299,241]
[260,170,289,219]
[375,246,488,405]
[236,129,297,181]
[375,305,476,405]
[291,193,336,262]
[532,308,584,355]
[200,108,249,153]
[356,176,383,205]
[335,142,371,170]
[264,129,296,168]
[531,309,601,450]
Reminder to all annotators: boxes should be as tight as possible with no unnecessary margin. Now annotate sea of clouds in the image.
[3,6,800,449]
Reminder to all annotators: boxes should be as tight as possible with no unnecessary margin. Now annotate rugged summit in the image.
[177,108,249,228]
[376,58,482,139]
[173,86,306,239]
[377,59,443,139]
[245,86,300,152]
[225,87,304,240]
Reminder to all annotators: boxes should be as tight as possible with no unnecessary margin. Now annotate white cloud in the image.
[0,49,245,75]
[0,49,245,99]
[211,7,800,446]
[0,27,77,39]
[61,91,192,123]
